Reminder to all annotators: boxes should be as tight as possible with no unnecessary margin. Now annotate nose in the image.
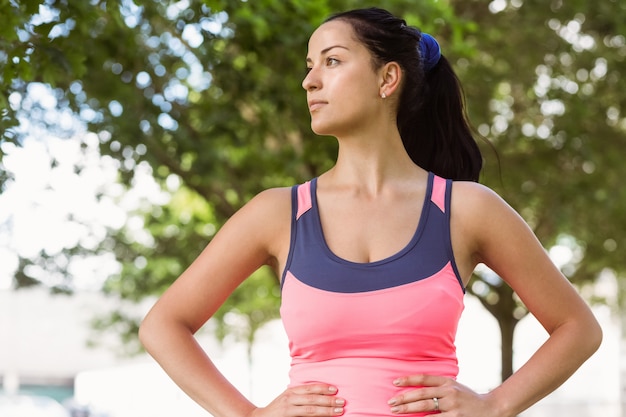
[302,67,320,92]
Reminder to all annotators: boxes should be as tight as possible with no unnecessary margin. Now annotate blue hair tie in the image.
[419,33,441,72]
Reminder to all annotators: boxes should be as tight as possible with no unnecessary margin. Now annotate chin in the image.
[310,124,331,136]
[310,120,343,137]
[310,114,363,137]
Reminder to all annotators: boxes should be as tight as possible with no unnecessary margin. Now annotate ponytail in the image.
[399,55,483,182]
[326,8,483,182]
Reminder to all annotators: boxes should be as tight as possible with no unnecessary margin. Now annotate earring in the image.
[381,92,387,99]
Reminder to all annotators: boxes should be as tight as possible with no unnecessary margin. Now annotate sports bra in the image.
[280,172,465,416]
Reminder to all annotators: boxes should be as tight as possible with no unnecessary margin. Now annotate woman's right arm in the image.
[138,187,344,417]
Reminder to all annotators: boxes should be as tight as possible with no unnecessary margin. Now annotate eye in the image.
[326,57,340,66]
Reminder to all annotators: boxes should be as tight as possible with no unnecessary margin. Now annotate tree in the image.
[452,0,626,379]
[1,0,625,382]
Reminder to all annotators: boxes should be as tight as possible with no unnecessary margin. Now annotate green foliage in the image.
[2,0,626,380]
[102,183,217,298]
[213,266,281,344]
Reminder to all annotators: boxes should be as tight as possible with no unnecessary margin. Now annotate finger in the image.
[285,385,345,412]
[387,385,449,405]
[290,393,346,408]
[388,387,440,406]
[393,374,449,387]
[290,383,339,396]
[288,397,345,416]
[389,397,440,414]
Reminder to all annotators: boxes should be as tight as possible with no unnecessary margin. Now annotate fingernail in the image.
[388,398,397,405]
[334,407,344,414]
[336,398,345,405]
[391,406,400,413]
[393,379,401,385]
[328,386,337,393]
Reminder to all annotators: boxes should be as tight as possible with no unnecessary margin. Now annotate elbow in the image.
[575,311,603,361]
[138,313,158,354]
[587,317,603,355]
[138,310,195,356]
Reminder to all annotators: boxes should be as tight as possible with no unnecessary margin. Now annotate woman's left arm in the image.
[466,183,602,416]
[390,182,602,417]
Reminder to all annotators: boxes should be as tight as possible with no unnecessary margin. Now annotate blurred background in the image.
[1,0,625,416]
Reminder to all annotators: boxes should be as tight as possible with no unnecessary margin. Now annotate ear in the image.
[378,61,402,98]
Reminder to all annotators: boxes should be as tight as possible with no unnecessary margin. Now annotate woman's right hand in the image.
[249,384,345,417]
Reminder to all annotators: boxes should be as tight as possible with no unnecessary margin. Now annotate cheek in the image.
[308,75,380,134]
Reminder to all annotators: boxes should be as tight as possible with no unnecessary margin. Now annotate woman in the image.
[139,7,602,417]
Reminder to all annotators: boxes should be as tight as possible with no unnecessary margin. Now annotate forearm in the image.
[486,316,601,417]
[139,318,257,417]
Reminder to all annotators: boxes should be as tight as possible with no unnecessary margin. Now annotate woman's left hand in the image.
[387,374,498,416]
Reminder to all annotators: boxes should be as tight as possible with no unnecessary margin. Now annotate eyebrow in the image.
[306,45,349,63]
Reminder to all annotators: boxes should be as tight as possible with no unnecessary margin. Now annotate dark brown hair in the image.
[326,7,482,181]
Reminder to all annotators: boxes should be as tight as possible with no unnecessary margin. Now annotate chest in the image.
[317,193,424,264]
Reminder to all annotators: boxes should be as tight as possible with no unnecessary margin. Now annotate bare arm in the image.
[138,188,289,416]
[464,183,602,416]
[389,182,602,416]
[139,187,345,417]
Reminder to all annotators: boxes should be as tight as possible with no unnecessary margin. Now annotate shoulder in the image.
[449,180,519,218]
[448,180,509,224]
[209,186,293,266]
[449,180,539,264]
[248,186,293,209]
[232,186,292,230]
[449,180,530,248]
[449,179,500,202]
[214,186,293,240]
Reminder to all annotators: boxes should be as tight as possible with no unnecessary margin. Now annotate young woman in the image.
[139,8,602,417]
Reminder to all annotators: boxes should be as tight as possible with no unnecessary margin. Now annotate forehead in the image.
[307,20,359,55]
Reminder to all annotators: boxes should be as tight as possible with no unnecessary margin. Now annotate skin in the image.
[139,20,602,417]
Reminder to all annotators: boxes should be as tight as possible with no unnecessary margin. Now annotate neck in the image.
[322,127,425,196]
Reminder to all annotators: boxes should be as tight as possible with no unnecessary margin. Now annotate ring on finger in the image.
[433,397,439,412]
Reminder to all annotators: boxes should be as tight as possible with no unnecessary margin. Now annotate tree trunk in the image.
[472,279,523,383]
[497,313,519,382]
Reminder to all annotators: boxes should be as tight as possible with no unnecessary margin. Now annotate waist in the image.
[288,357,456,417]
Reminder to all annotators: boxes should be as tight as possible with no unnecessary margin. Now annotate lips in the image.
[308,100,327,112]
